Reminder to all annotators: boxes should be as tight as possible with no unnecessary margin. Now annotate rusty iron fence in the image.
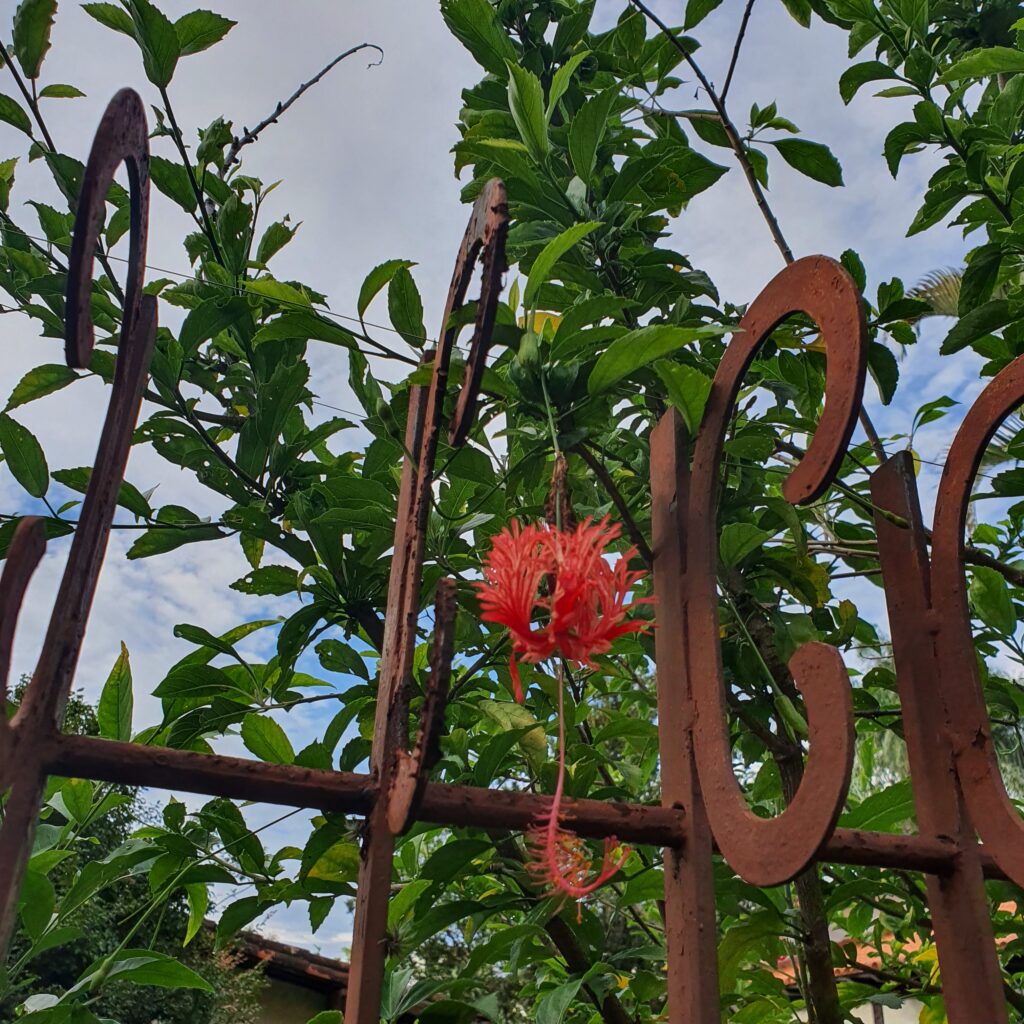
[1,89,1022,1023]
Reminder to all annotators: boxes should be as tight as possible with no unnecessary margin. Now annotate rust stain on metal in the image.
[0,91,1019,1024]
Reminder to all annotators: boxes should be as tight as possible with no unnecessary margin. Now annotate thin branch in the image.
[721,0,757,103]
[224,44,384,171]
[626,0,794,264]
[573,443,654,565]
[158,85,226,266]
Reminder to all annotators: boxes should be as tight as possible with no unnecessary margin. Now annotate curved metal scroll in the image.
[686,255,866,886]
[0,89,156,952]
[930,358,1024,888]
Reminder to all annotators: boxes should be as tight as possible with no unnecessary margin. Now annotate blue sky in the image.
[0,0,985,956]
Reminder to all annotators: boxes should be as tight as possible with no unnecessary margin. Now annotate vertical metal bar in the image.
[872,452,1007,1024]
[345,178,506,1024]
[651,410,720,1022]
[344,381,430,1024]
[0,89,154,957]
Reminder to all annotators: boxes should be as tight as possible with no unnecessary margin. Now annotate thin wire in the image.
[0,225,440,348]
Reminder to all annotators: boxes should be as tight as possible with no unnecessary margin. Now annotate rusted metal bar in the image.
[650,409,720,1017]
[0,88,155,956]
[387,578,458,835]
[41,731,1011,875]
[683,256,866,888]
[872,451,1007,1022]
[930,358,1024,890]
[344,179,508,1024]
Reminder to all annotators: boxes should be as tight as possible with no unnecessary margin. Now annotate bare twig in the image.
[626,0,795,264]
[224,43,384,171]
[721,0,757,103]
[158,85,226,266]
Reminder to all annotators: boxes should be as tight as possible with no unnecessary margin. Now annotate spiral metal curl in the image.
[685,255,866,886]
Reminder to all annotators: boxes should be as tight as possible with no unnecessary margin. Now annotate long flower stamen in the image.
[526,671,630,903]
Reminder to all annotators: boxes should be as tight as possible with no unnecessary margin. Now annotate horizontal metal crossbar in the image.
[43,733,1005,879]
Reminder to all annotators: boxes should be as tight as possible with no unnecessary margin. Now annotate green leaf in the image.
[588,324,726,395]
[883,121,928,177]
[241,713,295,764]
[0,93,32,136]
[305,1014,343,1024]
[149,155,197,213]
[357,258,416,318]
[230,565,297,596]
[867,342,899,405]
[6,364,78,411]
[939,46,1024,83]
[940,300,1012,355]
[153,664,248,702]
[0,413,48,497]
[82,2,136,35]
[546,50,590,120]
[127,0,182,88]
[719,523,772,567]
[771,138,844,186]
[18,870,54,939]
[174,9,236,56]
[307,839,360,883]
[97,642,133,742]
[506,61,549,164]
[969,566,1017,634]
[252,309,355,349]
[524,221,601,309]
[654,361,712,433]
[841,780,914,831]
[440,0,517,76]
[838,60,899,104]
[779,0,812,25]
[421,838,493,884]
[568,87,616,182]
[959,245,1002,316]
[215,896,263,947]
[684,0,724,29]
[179,297,247,353]
[103,950,213,991]
[38,83,86,98]
[52,467,151,518]
[12,0,57,78]
[184,883,208,945]
[537,978,585,1024]
[127,521,224,558]
[388,266,427,346]
[255,219,297,266]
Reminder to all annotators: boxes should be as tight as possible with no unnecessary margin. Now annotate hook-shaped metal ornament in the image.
[0,88,157,955]
[929,357,1024,888]
[684,255,866,886]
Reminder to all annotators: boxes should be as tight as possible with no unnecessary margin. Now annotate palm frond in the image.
[909,268,962,318]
